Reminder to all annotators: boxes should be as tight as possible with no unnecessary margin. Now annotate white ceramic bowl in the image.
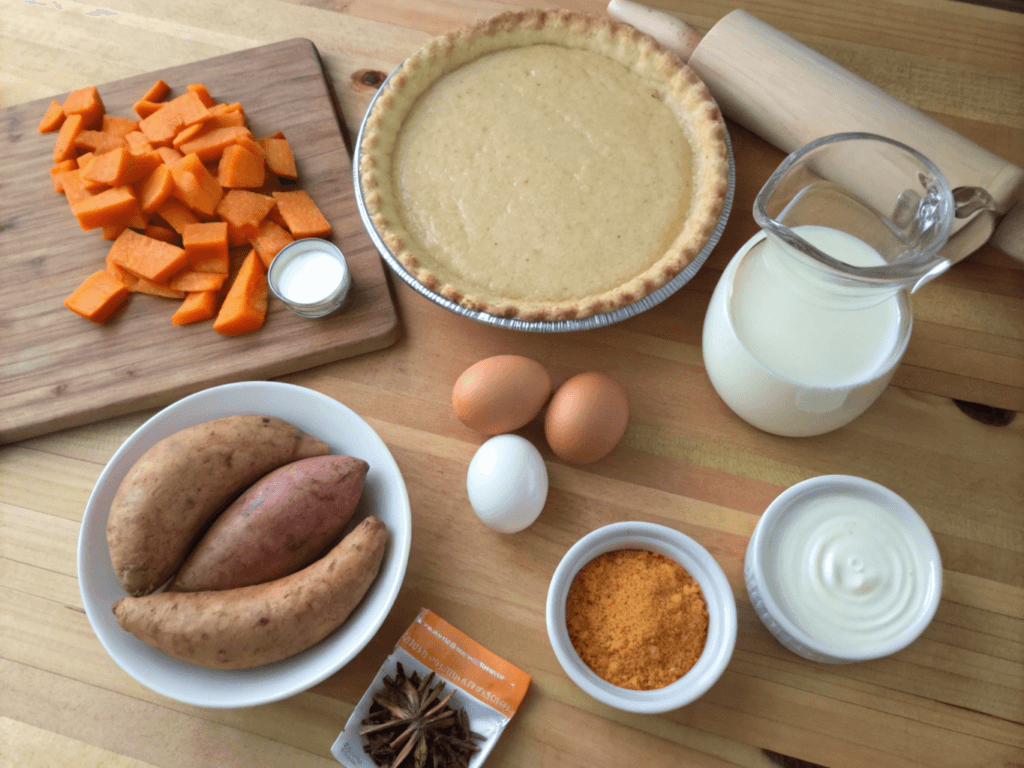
[744,475,942,664]
[77,381,412,708]
[546,522,737,713]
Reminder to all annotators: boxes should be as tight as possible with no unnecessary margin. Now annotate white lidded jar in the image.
[744,475,942,664]
[703,133,956,437]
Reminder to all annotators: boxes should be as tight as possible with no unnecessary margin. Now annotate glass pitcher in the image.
[702,132,957,437]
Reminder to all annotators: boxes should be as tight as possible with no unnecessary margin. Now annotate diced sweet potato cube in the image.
[179,125,252,164]
[249,218,294,269]
[169,152,223,216]
[53,113,84,162]
[260,136,297,180]
[172,290,221,326]
[213,249,266,335]
[155,199,200,233]
[102,115,140,137]
[38,101,66,133]
[272,190,331,239]
[144,224,180,244]
[60,169,98,205]
[64,270,130,323]
[139,164,175,214]
[168,270,228,292]
[218,144,265,189]
[50,159,78,193]
[107,228,189,283]
[217,190,277,245]
[186,83,216,108]
[70,186,138,231]
[81,147,162,187]
[62,86,104,130]
[140,79,171,104]
[124,131,154,154]
[138,91,211,145]
[74,130,129,154]
[133,99,164,119]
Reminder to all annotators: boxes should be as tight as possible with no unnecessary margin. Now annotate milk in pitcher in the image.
[702,226,911,437]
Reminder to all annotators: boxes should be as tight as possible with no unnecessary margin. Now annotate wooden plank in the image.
[0,661,341,767]
[0,38,399,445]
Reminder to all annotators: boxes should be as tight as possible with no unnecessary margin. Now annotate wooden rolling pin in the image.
[608,0,1024,262]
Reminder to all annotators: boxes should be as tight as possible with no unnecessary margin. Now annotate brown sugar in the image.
[565,549,708,690]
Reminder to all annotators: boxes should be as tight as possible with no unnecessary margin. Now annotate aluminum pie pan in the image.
[352,65,736,333]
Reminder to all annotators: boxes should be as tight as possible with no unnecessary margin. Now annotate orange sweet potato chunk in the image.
[62,86,105,130]
[169,152,223,216]
[260,136,297,180]
[140,79,171,104]
[133,99,164,119]
[64,270,130,322]
[172,290,220,326]
[218,144,265,189]
[217,190,277,245]
[38,101,66,133]
[144,223,179,244]
[250,218,294,269]
[139,164,175,214]
[102,115,140,137]
[272,190,330,239]
[107,228,189,283]
[53,113,84,162]
[155,199,200,233]
[182,221,229,267]
[70,186,139,231]
[179,125,252,164]
[213,250,267,336]
[187,83,216,108]
[168,270,228,292]
[60,169,98,205]
[50,159,78,193]
[138,91,211,145]
[74,130,129,154]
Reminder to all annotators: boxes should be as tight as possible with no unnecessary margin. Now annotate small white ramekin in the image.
[546,522,737,713]
[267,238,351,318]
[745,475,942,664]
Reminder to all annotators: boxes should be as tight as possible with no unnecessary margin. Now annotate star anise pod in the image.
[360,663,484,768]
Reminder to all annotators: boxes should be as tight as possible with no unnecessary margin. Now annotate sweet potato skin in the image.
[167,455,369,592]
[106,415,330,596]
[112,516,388,669]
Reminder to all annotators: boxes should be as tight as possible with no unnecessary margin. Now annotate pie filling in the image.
[393,45,694,303]
[360,10,728,321]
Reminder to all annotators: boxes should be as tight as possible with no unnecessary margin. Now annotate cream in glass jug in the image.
[702,133,957,437]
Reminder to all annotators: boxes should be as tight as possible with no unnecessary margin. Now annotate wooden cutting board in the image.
[0,38,399,445]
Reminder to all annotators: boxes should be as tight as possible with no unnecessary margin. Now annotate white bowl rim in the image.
[545,521,737,713]
[745,474,942,662]
[76,381,412,708]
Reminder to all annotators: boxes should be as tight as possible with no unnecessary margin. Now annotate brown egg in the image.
[452,355,552,434]
[545,372,629,464]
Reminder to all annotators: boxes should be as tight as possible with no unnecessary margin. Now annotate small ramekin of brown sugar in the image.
[546,522,737,713]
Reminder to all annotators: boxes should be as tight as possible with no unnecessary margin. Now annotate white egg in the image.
[466,434,548,533]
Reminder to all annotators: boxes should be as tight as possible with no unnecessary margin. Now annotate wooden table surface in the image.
[2,1,1022,767]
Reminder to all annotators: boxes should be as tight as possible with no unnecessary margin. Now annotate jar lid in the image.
[745,474,942,664]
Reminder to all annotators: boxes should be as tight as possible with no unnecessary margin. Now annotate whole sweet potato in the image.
[167,454,370,592]
[107,415,329,596]
[112,516,388,669]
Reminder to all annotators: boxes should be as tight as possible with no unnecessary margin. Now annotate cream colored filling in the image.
[392,45,694,302]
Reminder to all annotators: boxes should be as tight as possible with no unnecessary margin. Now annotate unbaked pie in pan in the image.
[358,9,729,321]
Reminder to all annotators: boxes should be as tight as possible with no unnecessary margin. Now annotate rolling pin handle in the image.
[607,0,704,61]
